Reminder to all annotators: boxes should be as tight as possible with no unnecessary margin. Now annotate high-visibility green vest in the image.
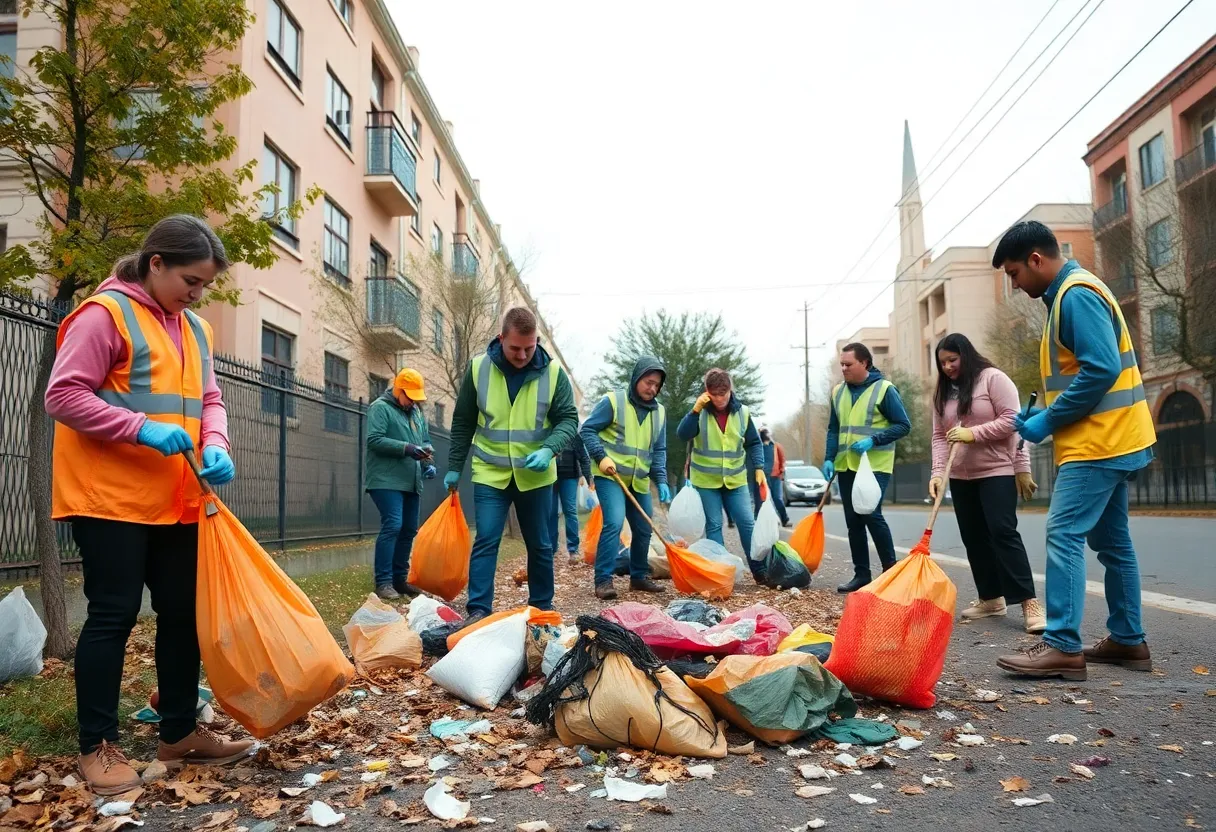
[470,354,559,491]
[832,380,895,474]
[595,391,665,494]
[690,405,750,490]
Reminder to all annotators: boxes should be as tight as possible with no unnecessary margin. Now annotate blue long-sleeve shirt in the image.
[581,394,669,485]
[824,367,912,463]
[1041,260,1152,471]
[676,395,765,477]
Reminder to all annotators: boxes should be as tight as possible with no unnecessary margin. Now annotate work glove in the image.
[199,445,236,486]
[755,470,768,503]
[822,460,835,480]
[850,437,875,454]
[523,447,555,472]
[692,392,712,414]
[1016,471,1038,501]
[946,426,975,444]
[403,443,428,460]
[928,476,943,500]
[598,456,617,476]
[1014,410,1052,444]
[424,464,437,480]
[443,471,461,492]
[136,420,194,457]
[658,483,672,503]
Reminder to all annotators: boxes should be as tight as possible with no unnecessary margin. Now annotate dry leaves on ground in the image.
[1000,776,1031,792]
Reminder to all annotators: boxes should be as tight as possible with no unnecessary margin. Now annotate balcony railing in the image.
[1093,194,1129,232]
[366,274,421,345]
[365,111,418,215]
[453,233,479,278]
[1175,141,1216,189]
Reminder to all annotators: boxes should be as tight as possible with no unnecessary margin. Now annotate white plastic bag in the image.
[0,587,47,683]
[406,595,457,634]
[540,625,579,677]
[750,496,780,561]
[851,452,882,515]
[579,483,599,512]
[668,483,706,543]
[427,611,528,708]
[688,538,747,587]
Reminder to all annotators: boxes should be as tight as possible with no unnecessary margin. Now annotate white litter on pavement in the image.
[99,802,134,817]
[1047,734,1078,745]
[688,764,716,780]
[424,782,471,821]
[834,753,859,768]
[796,785,836,798]
[895,737,923,751]
[936,710,957,721]
[800,764,831,780]
[849,793,878,805]
[604,776,667,802]
[1012,793,1055,807]
[957,735,986,747]
[302,801,347,827]
[429,754,455,772]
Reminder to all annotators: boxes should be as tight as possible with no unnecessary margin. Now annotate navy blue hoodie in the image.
[824,366,911,462]
[580,356,669,485]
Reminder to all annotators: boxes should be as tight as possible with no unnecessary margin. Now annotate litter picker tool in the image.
[909,443,959,558]
[1016,391,1038,452]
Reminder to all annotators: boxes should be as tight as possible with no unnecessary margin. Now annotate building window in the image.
[323,352,351,433]
[433,402,446,428]
[1151,306,1179,355]
[260,325,297,416]
[0,28,16,83]
[370,241,390,277]
[410,203,421,235]
[410,111,422,144]
[431,223,443,257]
[325,69,352,145]
[331,0,352,28]
[261,141,299,247]
[369,374,389,401]
[1060,242,1073,259]
[432,307,444,353]
[433,155,441,185]
[1147,219,1172,269]
[371,61,386,111]
[1139,133,1166,189]
[323,198,351,285]
[266,0,301,88]
[115,88,205,160]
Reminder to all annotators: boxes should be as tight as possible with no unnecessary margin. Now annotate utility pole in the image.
[802,302,811,463]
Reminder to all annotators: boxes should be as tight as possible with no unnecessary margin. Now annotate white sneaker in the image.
[1021,598,1047,634]
[960,598,1007,621]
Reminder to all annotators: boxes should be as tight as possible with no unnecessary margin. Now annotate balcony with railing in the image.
[1106,267,1136,299]
[452,233,479,278]
[364,111,419,217]
[1176,140,1216,190]
[1093,194,1129,233]
[366,271,421,349]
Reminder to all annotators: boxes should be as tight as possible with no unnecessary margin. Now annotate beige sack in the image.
[342,594,422,673]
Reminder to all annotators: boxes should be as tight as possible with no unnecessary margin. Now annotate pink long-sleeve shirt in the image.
[44,276,230,450]
[931,366,1029,481]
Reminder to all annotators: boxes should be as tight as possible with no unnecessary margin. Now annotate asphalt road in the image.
[787,503,1216,604]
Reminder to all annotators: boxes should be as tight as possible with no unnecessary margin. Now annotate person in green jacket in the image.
[365,368,435,600]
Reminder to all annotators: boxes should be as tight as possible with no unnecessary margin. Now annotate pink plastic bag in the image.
[600,602,792,659]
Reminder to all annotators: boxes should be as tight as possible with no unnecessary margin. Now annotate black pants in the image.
[950,476,1036,604]
[73,518,201,754]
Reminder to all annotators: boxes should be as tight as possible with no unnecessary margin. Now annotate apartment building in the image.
[0,0,581,426]
[835,327,891,367]
[1084,33,1216,427]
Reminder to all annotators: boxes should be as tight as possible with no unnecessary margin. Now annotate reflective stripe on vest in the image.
[1039,271,1156,465]
[690,404,749,490]
[833,379,895,474]
[597,390,664,493]
[470,354,559,491]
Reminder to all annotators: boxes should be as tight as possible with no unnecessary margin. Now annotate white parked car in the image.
[783,464,831,506]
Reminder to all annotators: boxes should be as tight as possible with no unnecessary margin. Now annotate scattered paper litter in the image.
[516,823,555,832]
[99,802,135,817]
[800,764,831,780]
[921,775,954,789]
[936,710,957,721]
[688,764,716,780]
[604,776,667,802]
[301,800,347,827]
[1012,793,1055,807]
[784,746,814,757]
[424,782,471,821]
[973,689,1002,702]
[834,753,859,768]
[565,783,586,793]
[957,735,986,747]
[1047,734,1077,745]
[302,773,323,787]
[805,821,826,830]
[429,754,455,772]
[1070,764,1096,780]
[849,793,878,805]
[796,785,835,799]
[895,737,923,751]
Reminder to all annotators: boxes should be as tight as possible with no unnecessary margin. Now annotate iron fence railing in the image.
[1175,141,1216,188]
[452,234,479,278]
[366,274,421,340]
[1093,193,1129,232]
[365,110,417,199]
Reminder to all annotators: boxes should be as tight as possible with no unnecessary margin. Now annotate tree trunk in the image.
[27,327,72,658]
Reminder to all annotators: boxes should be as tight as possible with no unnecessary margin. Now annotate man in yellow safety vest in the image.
[445,307,580,620]
[993,221,1156,682]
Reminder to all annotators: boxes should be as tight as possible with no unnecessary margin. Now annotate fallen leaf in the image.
[898,785,926,795]
[1001,776,1031,793]
[281,786,311,797]
[930,753,958,762]
[1184,818,1203,829]
[1025,696,1051,705]
[1205,690,1216,698]
[1157,744,1184,754]
[252,797,283,818]
[14,789,43,804]
[1193,665,1210,676]
[200,809,238,829]
[167,780,214,805]
[494,772,543,790]
[0,751,31,785]
[1069,764,1095,780]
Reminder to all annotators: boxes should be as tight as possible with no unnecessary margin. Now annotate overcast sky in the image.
[385,0,1216,422]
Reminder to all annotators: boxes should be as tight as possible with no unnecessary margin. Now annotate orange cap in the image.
[393,368,427,401]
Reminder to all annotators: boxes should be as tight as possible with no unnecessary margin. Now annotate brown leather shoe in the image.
[157,725,255,766]
[629,577,664,593]
[1083,636,1152,671]
[594,581,617,601]
[996,641,1087,681]
[78,741,142,796]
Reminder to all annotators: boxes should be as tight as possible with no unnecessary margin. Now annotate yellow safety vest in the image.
[690,405,750,490]
[595,391,665,494]
[833,379,895,474]
[1039,269,1156,465]
[470,354,560,491]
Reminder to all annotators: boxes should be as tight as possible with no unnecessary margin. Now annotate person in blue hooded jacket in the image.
[581,356,669,599]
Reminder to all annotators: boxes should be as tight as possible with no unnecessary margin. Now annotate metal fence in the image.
[0,292,470,569]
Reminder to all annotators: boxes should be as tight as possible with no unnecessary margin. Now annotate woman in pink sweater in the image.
[930,333,1044,634]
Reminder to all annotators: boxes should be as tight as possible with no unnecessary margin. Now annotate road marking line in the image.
[819,532,1216,619]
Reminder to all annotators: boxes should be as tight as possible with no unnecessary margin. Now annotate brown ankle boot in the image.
[1083,636,1152,671]
[157,726,255,766]
[996,641,1086,681]
[78,741,142,796]
[629,577,664,593]
[594,581,617,601]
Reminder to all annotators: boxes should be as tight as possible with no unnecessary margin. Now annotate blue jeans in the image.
[1043,463,1145,654]
[837,470,896,577]
[368,489,421,588]
[468,481,554,616]
[594,476,653,585]
[549,477,581,556]
[697,485,757,578]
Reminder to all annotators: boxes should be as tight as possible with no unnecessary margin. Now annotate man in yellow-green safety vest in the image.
[445,307,580,620]
[824,342,912,594]
[991,221,1156,682]
[580,355,670,600]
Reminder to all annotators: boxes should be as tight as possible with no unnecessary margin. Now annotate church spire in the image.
[897,120,926,273]
[899,119,920,205]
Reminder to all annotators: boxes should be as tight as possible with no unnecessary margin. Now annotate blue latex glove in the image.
[199,445,236,486]
[424,464,437,479]
[850,437,875,454]
[1015,410,1052,444]
[822,460,835,480]
[658,483,672,503]
[136,420,194,457]
[523,447,555,472]
[443,471,461,492]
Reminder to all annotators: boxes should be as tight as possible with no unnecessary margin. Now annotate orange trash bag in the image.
[581,505,603,564]
[666,543,735,600]
[788,512,825,573]
[195,490,354,739]
[407,492,471,602]
[825,552,956,709]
